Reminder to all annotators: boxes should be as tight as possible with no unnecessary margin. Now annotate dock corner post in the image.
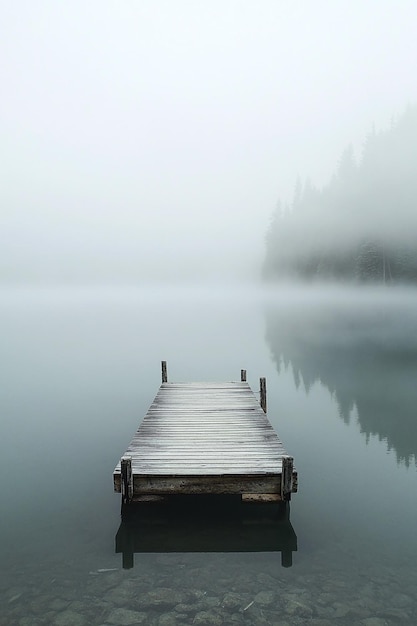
[281,550,293,568]
[260,377,267,413]
[121,455,133,505]
[117,521,135,568]
[161,360,168,383]
[281,455,294,501]
[122,548,134,570]
[241,369,247,382]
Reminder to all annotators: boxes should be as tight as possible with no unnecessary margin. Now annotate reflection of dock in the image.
[113,362,297,503]
[115,496,297,568]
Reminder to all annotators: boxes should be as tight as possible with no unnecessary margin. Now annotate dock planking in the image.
[113,363,297,503]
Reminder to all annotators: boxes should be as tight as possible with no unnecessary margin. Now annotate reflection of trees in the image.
[265,297,417,466]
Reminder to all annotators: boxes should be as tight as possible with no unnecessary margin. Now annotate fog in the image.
[2,1,417,284]
[263,283,417,464]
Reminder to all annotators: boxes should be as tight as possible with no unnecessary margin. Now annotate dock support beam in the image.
[161,360,168,383]
[260,377,267,413]
[241,369,247,382]
[281,456,294,501]
[121,455,133,505]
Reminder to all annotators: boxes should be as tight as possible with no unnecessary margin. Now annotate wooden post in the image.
[260,377,267,413]
[121,524,134,569]
[122,547,134,569]
[278,500,290,520]
[117,519,135,568]
[281,550,293,568]
[161,360,168,383]
[241,369,247,382]
[281,455,293,501]
[121,455,133,505]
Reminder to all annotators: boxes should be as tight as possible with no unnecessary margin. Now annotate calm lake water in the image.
[1,284,417,625]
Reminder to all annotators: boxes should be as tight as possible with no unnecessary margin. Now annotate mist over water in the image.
[2,1,417,623]
[1,284,417,624]
[265,284,417,466]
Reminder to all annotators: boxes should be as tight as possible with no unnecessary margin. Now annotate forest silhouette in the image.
[264,106,417,282]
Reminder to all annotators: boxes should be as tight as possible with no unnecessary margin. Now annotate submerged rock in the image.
[49,599,71,612]
[106,580,138,606]
[254,590,275,606]
[192,610,224,625]
[106,607,148,625]
[158,613,177,626]
[284,597,313,619]
[221,592,246,610]
[391,592,413,608]
[138,587,187,609]
[377,607,411,621]
[53,610,87,626]
[361,618,389,626]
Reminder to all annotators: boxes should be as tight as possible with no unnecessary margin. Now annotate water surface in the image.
[1,285,417,625]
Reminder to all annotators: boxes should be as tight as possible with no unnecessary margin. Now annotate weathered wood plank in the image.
[114,470,299,493]
[161,360,168,383]
[133,475,279,495]
[121,456,133,504]
[113,375,297,499]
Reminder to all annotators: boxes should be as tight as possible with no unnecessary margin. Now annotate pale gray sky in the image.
[1,1,417,283]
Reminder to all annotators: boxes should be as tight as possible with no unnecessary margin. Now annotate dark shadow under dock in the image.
[115,495,297,569]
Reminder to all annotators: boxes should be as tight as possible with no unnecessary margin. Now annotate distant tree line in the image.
[263,106,417,283]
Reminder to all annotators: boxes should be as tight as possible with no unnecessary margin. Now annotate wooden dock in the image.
[113,363,297,504]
